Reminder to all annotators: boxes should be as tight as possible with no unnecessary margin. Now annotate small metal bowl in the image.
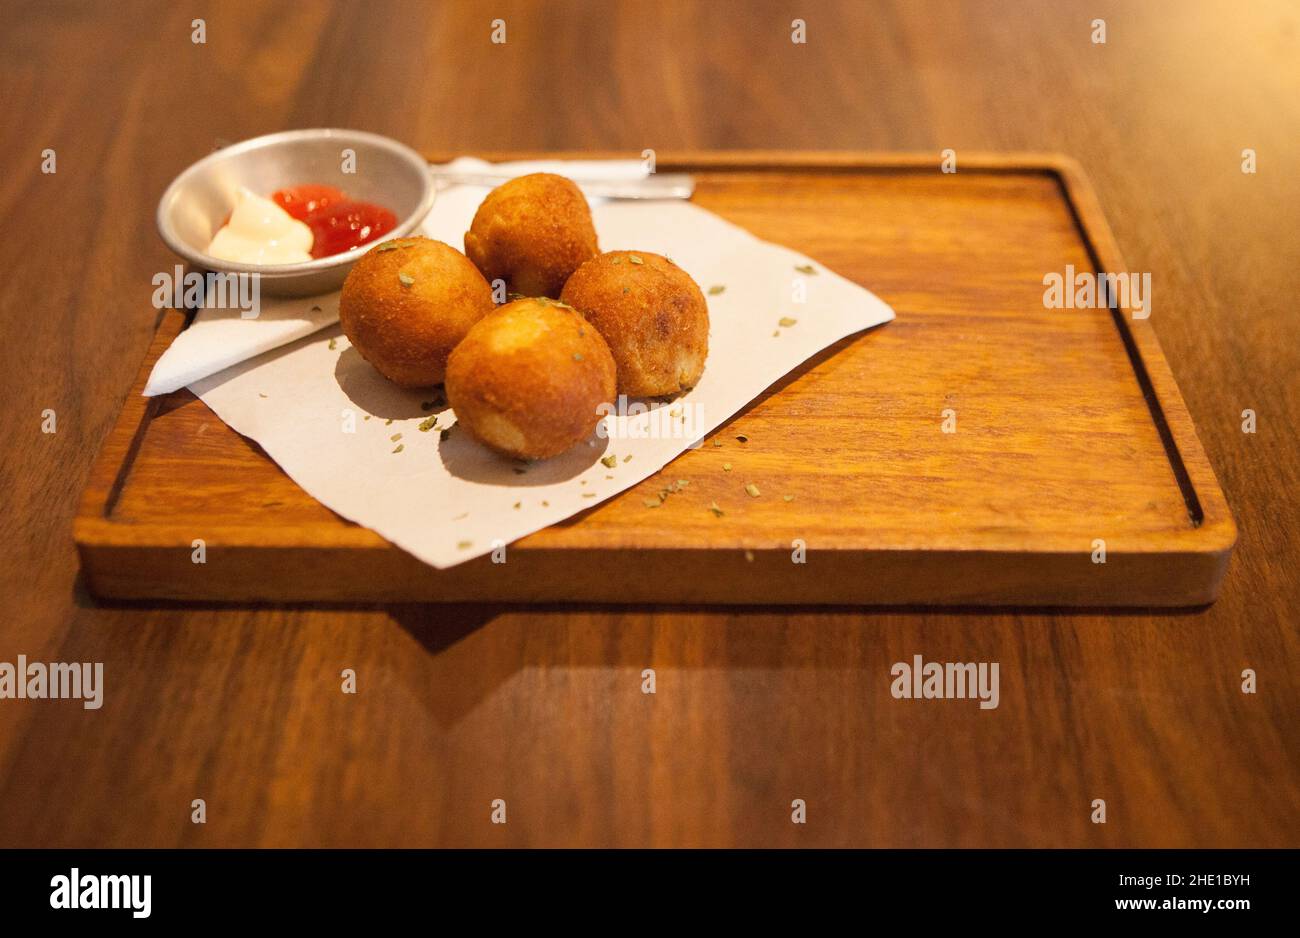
[157,128,435,297]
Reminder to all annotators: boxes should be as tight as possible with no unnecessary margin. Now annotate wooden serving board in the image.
[75,153,1235,606]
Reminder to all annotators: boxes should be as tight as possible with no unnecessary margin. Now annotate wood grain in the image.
[75,155,1235,605]
[0,0,1297,847]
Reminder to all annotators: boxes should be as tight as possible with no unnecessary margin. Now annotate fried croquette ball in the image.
[464,173,599,298]
[339,236,495,388]
[559,250,709,397]
[445,298,617,460]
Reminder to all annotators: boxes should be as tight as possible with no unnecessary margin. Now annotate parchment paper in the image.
[192,192,894,568]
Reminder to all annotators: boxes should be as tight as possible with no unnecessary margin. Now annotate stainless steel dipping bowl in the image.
[156,129,435,297]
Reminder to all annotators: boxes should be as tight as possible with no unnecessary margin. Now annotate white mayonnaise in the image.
[206,187,314,265]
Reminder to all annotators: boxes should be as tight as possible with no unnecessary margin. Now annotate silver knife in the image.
[429,170,695,200]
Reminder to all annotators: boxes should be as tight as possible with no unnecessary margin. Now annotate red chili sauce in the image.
[271,184,398,259]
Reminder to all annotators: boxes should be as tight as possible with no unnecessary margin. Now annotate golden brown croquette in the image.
[464,173,599,298]
[559,250,709,397]
[339,237,496,388]
[445,297,617,459]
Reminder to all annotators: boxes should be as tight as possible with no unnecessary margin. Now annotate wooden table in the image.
[0,0,1295,848]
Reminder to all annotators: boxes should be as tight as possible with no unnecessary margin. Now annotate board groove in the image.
[1051,171,1204,529]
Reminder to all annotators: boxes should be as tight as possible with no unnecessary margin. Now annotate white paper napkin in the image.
[144,158,648,396]
[191,194,896,569]
[142,292,341,396]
